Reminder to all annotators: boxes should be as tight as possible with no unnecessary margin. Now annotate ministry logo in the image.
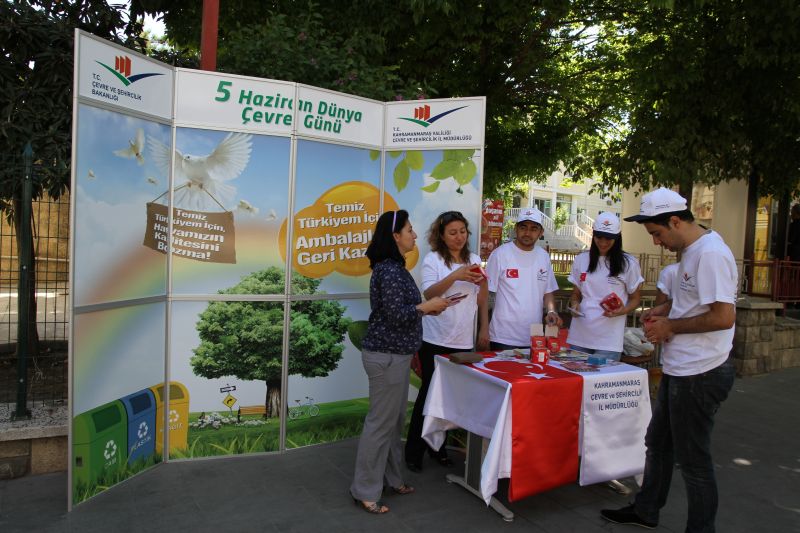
[400,104,468,128]
[96,55,163,86]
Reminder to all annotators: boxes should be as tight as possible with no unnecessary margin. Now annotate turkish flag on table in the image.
[469,358,583,501]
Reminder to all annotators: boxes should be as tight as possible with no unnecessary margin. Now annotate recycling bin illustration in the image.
[150,381,189,455]
[72,400,127,486]
[120,388,156,464]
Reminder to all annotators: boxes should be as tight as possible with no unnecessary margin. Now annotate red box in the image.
[600,292,623,312]
[531,348,549,365]
[546,337,562,354]
[470,264,488,284]
[557,328,569,342]
[530,336,547,351]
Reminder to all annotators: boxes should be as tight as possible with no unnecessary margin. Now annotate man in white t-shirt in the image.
[602,188,737,533]
[485,208,561,350]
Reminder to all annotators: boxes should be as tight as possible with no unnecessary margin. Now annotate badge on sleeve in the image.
[506,268,519,278]
[580,272,587,282]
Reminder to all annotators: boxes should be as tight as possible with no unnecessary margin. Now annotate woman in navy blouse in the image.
[350,210,450,515]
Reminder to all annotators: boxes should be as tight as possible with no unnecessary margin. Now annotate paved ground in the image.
[0,366,798,533]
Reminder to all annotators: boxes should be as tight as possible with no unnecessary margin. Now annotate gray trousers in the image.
[350,350,412,501]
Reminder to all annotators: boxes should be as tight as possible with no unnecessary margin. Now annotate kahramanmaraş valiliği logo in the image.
[95,55,163,86]
[400,104,468,128]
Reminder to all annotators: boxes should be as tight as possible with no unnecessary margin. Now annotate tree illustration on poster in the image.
[190,267,351,418]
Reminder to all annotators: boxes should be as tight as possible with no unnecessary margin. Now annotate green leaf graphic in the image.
[369,150,380,161]
[451,149,475,161]
[430,159,460,180]
[394,160,410,191]
[421,181,440,192]
[454,160,477,185]
[388,150,403,159]
[405,150,424,170]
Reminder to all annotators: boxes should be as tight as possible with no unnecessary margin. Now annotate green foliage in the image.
[553,205,569,231]
[0,1,159,210]
[145,1,629,197]
[190,267,351,385]
[572,0,800,197]
[347,320,368,351]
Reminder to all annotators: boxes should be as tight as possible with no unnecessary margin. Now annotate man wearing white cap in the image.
[601,188,737,533]
[485,207,562,350]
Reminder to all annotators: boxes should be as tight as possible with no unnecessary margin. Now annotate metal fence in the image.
[738,259,800,304]
[551,249,678,286]
[0,156,69,412]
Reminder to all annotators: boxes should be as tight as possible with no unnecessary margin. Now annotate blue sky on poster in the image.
[294,140,380,208]
[73,105,170,304]
[174,127,291,217]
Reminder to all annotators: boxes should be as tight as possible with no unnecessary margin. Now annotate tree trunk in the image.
[265,379,281,418]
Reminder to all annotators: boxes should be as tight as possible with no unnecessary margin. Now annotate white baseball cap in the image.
[624,187,688,222]
[593,212,621,237]
[516,207,544,226]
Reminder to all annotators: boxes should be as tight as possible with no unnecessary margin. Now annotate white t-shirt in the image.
[657,263,679,298]
[421,252,482,349]
[566,252,644,352]
[664,231,737,376]
[486,242,559,346]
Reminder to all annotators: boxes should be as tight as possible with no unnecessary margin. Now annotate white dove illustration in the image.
[146,176,158,185]
[114,128,145,165]
[236,199,259,215]
[148,133,252,211]
[266,208,277,221]
[87,169,96,180]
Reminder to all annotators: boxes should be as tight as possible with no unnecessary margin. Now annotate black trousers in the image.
[404,340,464,466]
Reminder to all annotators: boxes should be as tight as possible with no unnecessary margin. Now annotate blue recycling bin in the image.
[119,388,156,464]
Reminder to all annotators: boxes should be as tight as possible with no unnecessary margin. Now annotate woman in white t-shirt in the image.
[567,212,644,361]
[405,211,489,472]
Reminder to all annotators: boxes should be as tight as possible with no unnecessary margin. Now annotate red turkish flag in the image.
[506,268,519,278]
[470,358,582,501]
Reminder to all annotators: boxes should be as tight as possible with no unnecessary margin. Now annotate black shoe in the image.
[405,461,422,473]
[428,450,453,467]
[600,505,657,529]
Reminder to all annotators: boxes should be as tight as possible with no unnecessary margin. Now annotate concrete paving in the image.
[0,366,798,533]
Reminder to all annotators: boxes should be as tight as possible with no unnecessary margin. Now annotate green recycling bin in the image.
[73,400,127,487]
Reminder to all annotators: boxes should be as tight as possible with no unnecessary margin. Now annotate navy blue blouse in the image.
[362,258,423,355]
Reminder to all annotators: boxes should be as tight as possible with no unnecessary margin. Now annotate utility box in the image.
[150,381,190,455]
[72,401,127,487]
[120,389,156,465]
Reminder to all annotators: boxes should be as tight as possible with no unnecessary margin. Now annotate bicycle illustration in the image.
[288,396,319,420]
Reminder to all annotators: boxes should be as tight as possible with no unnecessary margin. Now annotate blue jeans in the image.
[634,358,735,533]
[568,344,622,361]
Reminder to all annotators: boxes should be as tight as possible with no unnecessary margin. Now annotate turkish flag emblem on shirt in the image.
[506,269,519,278]
[580,272,587,282]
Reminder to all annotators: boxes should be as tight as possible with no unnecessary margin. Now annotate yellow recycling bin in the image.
[149,381,189,455]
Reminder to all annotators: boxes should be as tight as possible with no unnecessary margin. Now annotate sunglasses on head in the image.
[439,211,465,227]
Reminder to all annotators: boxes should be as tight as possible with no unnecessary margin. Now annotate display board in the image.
[70,30,485,508]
